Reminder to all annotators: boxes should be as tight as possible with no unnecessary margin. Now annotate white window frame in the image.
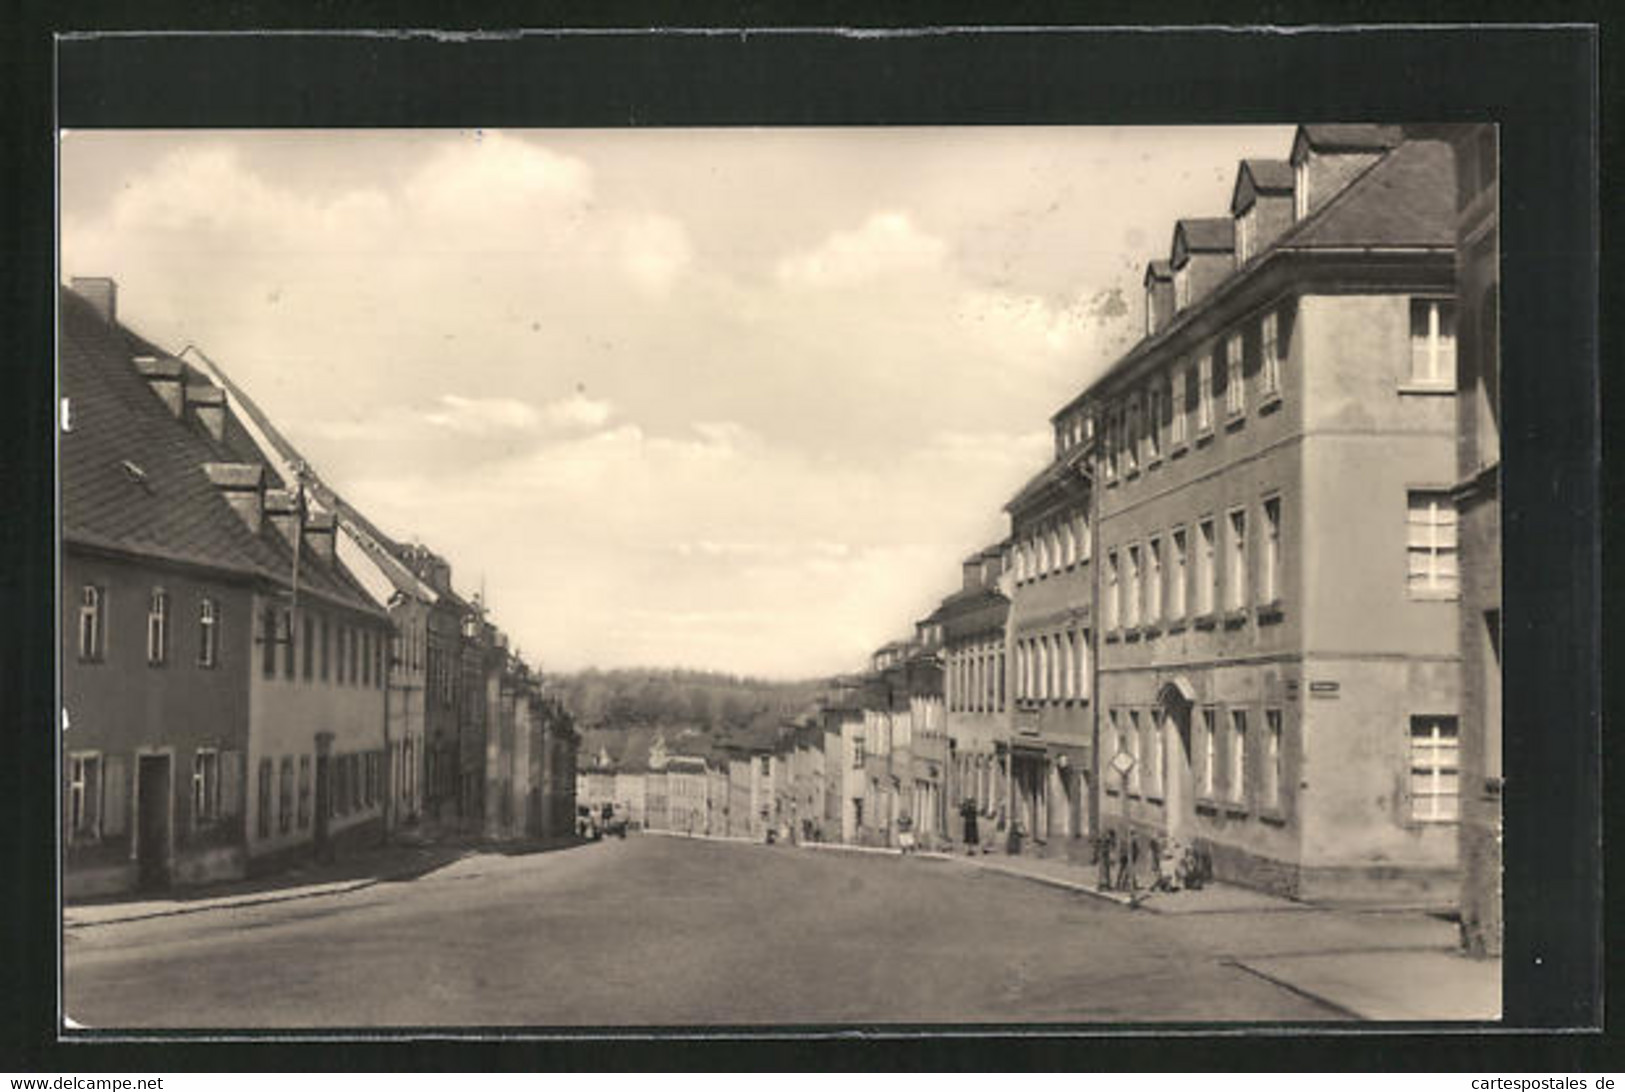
[1294,159,1309,220]
[1126,544,1142,629]
[1170,528,1188,620]
[1106,550,1120,631]
[1261,311,1281,397]
[1229,709,1248,805]
[1237,207,1255,264]
[1147,386,1162,462]
[198,596,219,668]
[79,584,104,661]
[1262,495,1282,606]
[193,747,220,827]
[1409,716,1460,822]
[1197,519,1216,615]
[1407,490,1461,597]
[1264,708,1284,809]
[1197,354,1214,432]
[1128,710,1142,794]
[147,587,169,665]
[1170,368,1188,446]
[68,751,102,842]
[1226,333,1245,417]
[1409,298,1458,388]
[1199,708,1216,798]
[1147,536,1163,623]
[1227,508,1249,612]
[1174,265,1191,310]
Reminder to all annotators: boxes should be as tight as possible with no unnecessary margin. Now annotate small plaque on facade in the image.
[1309,680,1340,697]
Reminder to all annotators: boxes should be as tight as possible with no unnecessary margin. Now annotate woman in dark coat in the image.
[960,797,980,853]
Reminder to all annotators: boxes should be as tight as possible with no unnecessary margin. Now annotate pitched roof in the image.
[1173,217,1236,256]
[60,286,386,619]
[1297,124,1404,153]
[1272,137,1455,250]
[1241,158,1295,192]
[1143,259,1173,284]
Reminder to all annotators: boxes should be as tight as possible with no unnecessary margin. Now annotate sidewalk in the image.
[1230,949,1502,1021]
[65,830,583,929]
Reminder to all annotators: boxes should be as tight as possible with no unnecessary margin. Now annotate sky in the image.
[60,125,1295,679]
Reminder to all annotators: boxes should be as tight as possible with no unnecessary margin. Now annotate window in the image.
[1410,717,1460,821]
[1147,713,1164,797]
[278,758,294,833]
[1197,519,1217,615]
[1226,334,1245,416]
[1147,537,1163,623]
[1060,632,1074,699]
[1294,159,1309,220]
[320,616,331,681]
[1170,529,1188,619]
[147,588,169,665]
[1407,491,1460,596]
[1227,509,1248,611]
[298,756,311,829]
[1409,299,1457,387]
[1062,521,1076,567]
[197,597,219,667]
[78,585,105,660]
[1126,545,1141,629]
[68,753,101,840]
[257,759,273,838]
[1124,400,1139,474]
[303,614,314,680]
[1127,711,1142,794]
[193,748,220,826]
[1106,550,1121,630]
[1237,207,1255,264]
[1261,311,1281,397]
[282,609,295,679]
[1262,496,1282,605]
[1264,709,1284,809]
[1076,630,1090,701]
[1229,710,1248,804]
[376,633,385,688]
[1147,387,1162,462]
[1197,354,1214,432]
[1174,265,1190,310]
[261,605,277,678]
[1201,708,1217,797]
[1076,511,1091,562]
[351,624,361,683]
[1170,369,1187,446]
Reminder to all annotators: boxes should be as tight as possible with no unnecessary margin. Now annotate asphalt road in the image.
[64,835,1344,1028]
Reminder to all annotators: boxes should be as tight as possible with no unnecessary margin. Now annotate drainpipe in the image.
[381,617,393,847]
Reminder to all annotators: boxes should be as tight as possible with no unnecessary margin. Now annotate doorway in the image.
[135,754,171,890]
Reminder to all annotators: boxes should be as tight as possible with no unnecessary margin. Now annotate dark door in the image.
[136,755,171,890]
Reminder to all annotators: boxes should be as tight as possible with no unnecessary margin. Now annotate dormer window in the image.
[1294,160,1310,220]
[1174,265,1191,311]
[1145,287,1156,336]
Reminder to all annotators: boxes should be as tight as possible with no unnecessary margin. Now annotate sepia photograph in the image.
[55,117,1509,1030]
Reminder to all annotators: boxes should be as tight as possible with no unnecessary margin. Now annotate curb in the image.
[1222,959,1367,1021]
[64,848,477,930]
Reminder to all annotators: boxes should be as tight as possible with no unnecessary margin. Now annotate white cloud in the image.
[775,210,949,288]
[540,392,614,429]
[422,394,540,433]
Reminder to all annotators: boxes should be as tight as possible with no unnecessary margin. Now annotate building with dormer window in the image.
[1052,125,1463,904]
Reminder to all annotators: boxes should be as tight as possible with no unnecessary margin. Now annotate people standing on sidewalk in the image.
[1098,828,1117,890]
[959,797,979,856]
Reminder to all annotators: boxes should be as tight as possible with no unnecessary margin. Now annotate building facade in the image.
[1061,126,1462,903]
[939,545,1011,852]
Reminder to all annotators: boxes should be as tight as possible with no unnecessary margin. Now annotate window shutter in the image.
[219,749,243,818]
[102,754,128,837]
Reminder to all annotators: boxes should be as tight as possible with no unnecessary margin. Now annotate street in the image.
[63,835,1358,1028]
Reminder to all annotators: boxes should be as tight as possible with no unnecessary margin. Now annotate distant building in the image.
[666,755,709,835]
[938,544,1011,851]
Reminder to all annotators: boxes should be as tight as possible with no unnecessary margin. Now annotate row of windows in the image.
[1106,705,1284,813]
[1012,508,1090,585]
[1014,628,1090,704]
[67,746,247,845]
[264,606,388,691]
[1104,495,1285,636]
[946,642,1005,714]
[253,749,383,839]
[78,586,221,668]
[1103,307,1289,486]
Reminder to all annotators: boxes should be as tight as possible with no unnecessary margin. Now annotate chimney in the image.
[1143,261,1175,336]
[203,462,266,534]
[186,383,227,442]
[302,509,337,564]
[1290,124,1403,220]
[1231,158,1297,265]
[133,355,186,417]
[264,488,300,547]
[1170,218,1236,313]
[70,277,117,324]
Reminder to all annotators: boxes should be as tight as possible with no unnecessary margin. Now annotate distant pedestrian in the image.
[897,814,916,855]
[960,798,980,854]
[1098,829,1117,890]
